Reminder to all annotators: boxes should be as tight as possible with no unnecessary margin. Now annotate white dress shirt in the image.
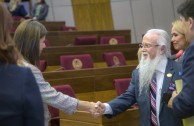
[104,57,168,126]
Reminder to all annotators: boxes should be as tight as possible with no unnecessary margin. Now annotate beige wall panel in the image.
[72,0,113,31]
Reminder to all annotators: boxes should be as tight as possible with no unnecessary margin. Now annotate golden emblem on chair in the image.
[72,58,83,70]
[109,38,118,45]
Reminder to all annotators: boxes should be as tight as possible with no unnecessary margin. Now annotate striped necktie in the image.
[150,75,158,126]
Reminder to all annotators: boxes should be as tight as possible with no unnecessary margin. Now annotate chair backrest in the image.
[100,36,125,45]
[74,36,97,45]
[48,85,76,124]
[103,51,127,67]
[39,60,47,72]
[12,16,23,21]
[60,54,94,70]
[61,26,77,31]
[113,78,131,96]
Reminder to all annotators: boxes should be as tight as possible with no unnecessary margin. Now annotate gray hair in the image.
[145,29,171,58]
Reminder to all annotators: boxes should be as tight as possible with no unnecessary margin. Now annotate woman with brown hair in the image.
[0,2,44,126]
[14,19,100,126]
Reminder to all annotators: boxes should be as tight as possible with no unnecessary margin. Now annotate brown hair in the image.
[14,19,47,65]
[38,0,46,4]
[0,2,20,64]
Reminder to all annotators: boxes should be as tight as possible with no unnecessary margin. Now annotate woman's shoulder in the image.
[0,62,32,77]
[18,59,41,73]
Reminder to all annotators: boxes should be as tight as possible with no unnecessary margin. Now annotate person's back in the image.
[0,2,44,126]
[0,62,44,126]
[9,0,27,17]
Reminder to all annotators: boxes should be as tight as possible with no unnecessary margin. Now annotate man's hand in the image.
[90,101,105,117]
[168,91,178,108]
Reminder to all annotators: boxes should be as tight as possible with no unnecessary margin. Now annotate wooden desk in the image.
[13,21,65,31]
[60,108,140,126]
[41,43,139,66]
[43,65,136,102]
[46,30,131,46]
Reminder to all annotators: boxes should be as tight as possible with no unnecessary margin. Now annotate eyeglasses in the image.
[139,43,160,48]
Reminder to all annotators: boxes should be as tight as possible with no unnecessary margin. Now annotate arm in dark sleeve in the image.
[23,68,44,126]
[173,42,194,118]
[105,70,137,118]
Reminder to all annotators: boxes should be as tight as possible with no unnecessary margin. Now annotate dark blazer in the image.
[10,4,27,17]
[0,62,44,126]
[32,3,48,20]
[105,59,183,126]
[173,42,194,118]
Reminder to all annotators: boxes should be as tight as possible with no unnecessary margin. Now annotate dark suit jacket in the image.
[32,3,48,20]
[173,42,194,118]
[10,4,27,17]
[105,59,183,126]
[0,62,44,126]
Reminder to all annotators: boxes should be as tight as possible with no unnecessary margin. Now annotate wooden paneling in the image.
[43,65,136,101]
[72,0,114,31]
[46,30,131,46]
[72,0,92,31]
[13,21,65,31]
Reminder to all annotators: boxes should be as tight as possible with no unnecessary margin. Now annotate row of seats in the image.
[49,78,132,126]
[45,35,126,47]
[12,16,76,32]
[75,35,125,45]
[39,51,127,72]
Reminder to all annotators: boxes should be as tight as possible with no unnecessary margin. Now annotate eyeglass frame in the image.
[139,43,160,48]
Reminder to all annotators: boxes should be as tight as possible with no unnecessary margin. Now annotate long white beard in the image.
[139,53,164,95]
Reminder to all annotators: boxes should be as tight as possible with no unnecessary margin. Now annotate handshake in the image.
[78,101,107,117]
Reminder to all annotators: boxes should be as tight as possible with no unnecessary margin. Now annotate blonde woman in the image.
[9,0,28,18]
[171,20,189,64]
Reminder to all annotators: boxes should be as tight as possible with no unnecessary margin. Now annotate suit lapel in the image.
[159,59,174,112]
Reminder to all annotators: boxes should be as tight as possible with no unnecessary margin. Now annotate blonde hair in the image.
[172,20,185,35]
[9,0,21,12]
[172,20,189,49]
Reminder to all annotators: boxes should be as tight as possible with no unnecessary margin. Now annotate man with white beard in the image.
[94,29,183,126]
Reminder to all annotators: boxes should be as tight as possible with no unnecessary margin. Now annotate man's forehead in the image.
[142,34,158,44]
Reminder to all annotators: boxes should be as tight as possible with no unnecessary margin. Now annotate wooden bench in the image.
[40,43,139,67]
[13,21,65,31]
[43,65,136,102]
[46,30,131,46]
[60,108,140,126]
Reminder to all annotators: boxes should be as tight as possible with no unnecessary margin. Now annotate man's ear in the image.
[188,17,194,30]
[160,45,166,54]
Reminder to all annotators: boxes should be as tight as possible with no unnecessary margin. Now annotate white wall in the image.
[111,0,184,43]
[32,0,185,43]
[32,0,75,26]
